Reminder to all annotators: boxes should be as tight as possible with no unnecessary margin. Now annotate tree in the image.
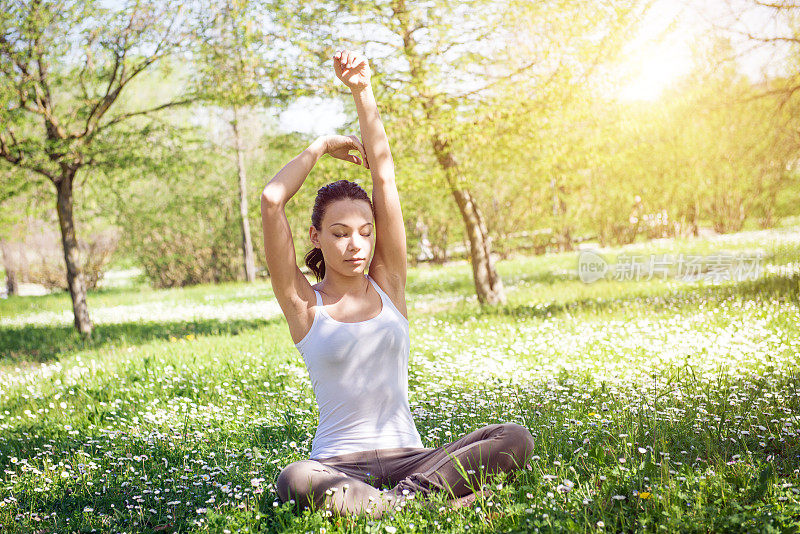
[190,0,338,282]
[644,36,800,235]
[283,0,644,305]
[714,0,800,106]
[193,0,272,282]
[0,0,193,336]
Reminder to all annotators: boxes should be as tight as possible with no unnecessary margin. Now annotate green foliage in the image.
[0,0,191,180]
[1,226,800,531]
[3,0,800,317]
[102,126,244,288]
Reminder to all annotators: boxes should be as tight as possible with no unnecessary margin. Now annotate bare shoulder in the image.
[274,267,319,345]
[368,267,408,321]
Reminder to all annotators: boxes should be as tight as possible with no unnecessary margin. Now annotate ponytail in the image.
[304,246,325,283]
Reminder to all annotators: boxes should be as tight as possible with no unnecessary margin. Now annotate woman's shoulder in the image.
[367,270,408,322]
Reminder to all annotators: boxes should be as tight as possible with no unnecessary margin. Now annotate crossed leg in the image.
[275,459,401,518]
[276,423,535,517]
[388,423,535,499]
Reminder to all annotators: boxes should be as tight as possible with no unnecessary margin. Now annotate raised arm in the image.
[260,134,368,321]
[260,138,326,320]
[333,50,408,294]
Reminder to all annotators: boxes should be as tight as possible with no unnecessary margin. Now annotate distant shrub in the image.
[128,196,244,288]
[0,217,118,292]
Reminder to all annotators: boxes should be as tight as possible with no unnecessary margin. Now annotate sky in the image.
[614,0,793,101]
[97,0,794,135]
[278,0,795,135]
[278,97,347,137]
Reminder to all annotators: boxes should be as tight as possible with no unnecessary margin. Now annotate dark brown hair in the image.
[304,180,374,282]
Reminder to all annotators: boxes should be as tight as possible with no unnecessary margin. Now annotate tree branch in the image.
[743,32,800,44]
[82,45,125,136]
[752,1,800,9]
[452,58,539,100]
[79,3,185,140]
[93,98,196,134]
[0,131,57,182]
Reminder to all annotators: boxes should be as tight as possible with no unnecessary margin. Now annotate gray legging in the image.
[276,423,535,517]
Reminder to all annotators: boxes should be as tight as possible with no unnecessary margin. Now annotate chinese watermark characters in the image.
[578,250,763,284]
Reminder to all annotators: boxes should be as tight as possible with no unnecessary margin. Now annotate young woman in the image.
[260,49,535,518]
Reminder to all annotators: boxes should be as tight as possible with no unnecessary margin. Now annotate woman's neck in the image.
[318,271,369,300]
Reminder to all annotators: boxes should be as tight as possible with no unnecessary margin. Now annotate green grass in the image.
[1,226,799,533]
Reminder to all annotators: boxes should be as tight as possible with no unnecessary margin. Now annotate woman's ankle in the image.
[447,488,494,509]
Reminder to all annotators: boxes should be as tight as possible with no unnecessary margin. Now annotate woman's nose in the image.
[350,234,369,248]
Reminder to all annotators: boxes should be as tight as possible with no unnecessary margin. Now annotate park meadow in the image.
[2,224,799,533]
[3,0,800,532]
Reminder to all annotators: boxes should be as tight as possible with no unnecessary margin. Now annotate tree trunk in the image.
[232,105,256,282]
[6,270,18,296]
[55,171,93,336]
[0,241,19,296]
[551,177,572,252]
[432,137,506,306]
[392,0,503,305]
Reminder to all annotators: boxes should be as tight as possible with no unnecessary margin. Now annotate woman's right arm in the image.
[261,137,327,207]
[260,137,328,319]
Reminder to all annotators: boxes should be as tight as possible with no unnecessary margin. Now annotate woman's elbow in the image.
[260,188,285,209]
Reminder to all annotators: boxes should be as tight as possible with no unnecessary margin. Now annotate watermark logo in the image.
[578,250,609,283]
[577,250,763,283]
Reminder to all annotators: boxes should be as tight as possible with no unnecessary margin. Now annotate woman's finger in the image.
[347,153,367,168]
[335,152,359,166]
[333,51,344,70]
[352,137,369,169]
[347,135,366,159]
[352,56,366,70]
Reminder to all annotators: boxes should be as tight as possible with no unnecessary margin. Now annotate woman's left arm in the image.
[334,50,407,290]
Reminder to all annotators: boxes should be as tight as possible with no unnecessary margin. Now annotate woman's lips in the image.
[346,258,365,263]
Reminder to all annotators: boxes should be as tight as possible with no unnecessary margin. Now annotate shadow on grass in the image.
[0,316,280,366]
[407,266,574,297]
[438,273,800,322]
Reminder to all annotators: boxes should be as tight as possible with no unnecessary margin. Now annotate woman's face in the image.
[311,198,375,276]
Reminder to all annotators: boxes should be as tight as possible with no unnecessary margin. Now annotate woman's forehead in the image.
[324,199,373,221]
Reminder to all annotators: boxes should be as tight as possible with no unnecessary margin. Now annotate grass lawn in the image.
[1,226,799,533]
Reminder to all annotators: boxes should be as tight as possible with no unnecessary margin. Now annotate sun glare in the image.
[616,38,694,102]
[610,0,697,103]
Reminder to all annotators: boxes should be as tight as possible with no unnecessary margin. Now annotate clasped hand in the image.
[322,134,369,169]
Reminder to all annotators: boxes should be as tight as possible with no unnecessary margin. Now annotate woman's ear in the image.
[309,226,319,248]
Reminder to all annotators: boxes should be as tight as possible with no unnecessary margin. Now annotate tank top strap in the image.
[312,288,323,307]
[366,273,408,324]
[366,274,386,302]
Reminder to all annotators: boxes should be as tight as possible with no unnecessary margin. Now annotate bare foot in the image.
[447,488,493,510]
[447,492,477,509]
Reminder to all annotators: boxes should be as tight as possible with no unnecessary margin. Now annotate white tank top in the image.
[294,273,423,459]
